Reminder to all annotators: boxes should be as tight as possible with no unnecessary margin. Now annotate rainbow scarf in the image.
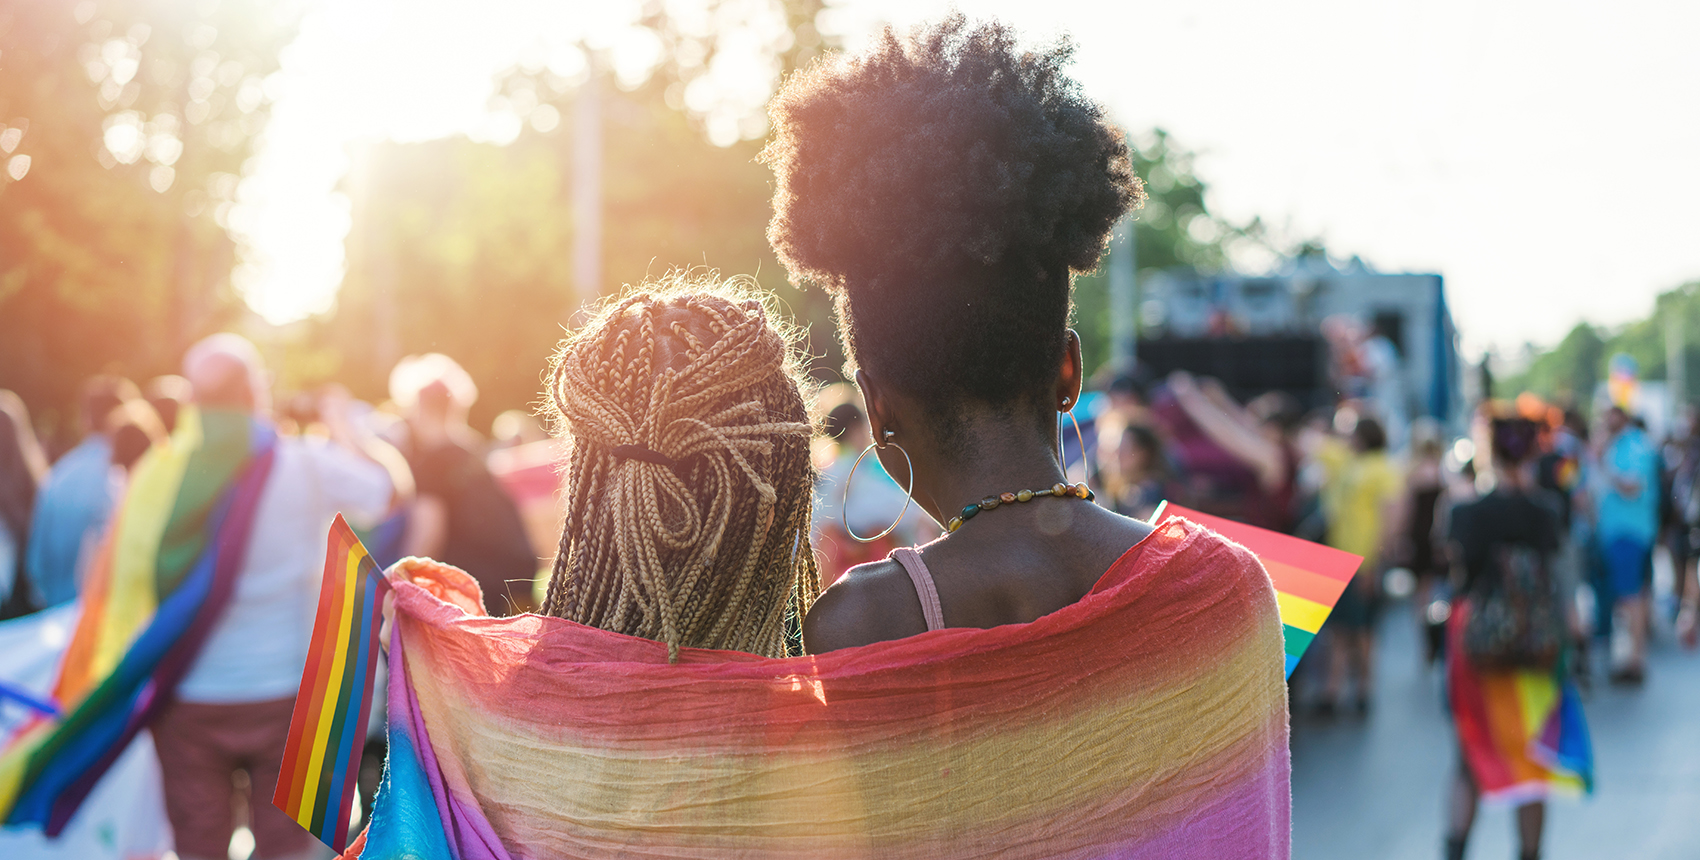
[338,516,1290,859]
[0,408,276,834]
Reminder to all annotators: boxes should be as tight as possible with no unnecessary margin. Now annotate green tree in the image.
[1505,322,1606,409]
[312,77,827,429]
[1072,129,1266,379]
[299,3,844,425]
[0,0,296,444]
[1502,280,1700,413]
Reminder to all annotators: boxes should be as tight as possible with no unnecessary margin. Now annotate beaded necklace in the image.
[945,481,1095,533]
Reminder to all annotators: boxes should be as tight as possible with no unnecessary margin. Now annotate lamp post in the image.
[1108,214,1137,373]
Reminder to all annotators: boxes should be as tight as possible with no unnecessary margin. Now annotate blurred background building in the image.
[1139,259,1463,428]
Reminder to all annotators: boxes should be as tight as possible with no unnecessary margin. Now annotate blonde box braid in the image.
[540,277,820,660]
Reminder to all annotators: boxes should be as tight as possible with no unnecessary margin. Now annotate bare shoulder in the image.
[1103,509,1157,546]
[1074,504,1158,567]
[803,559,930,653]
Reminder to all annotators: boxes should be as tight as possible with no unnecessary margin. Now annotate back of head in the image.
[1604,405,1631,435]
[539,274,818,660]
[1410,416,1444,460]
[1125,423,1163,460]
[823,401,865,443]
[79,375,141,437]
[1475,398,1543,470]
[1489,414,1541,467]
[1105,370,1152,405]
[144,375,192,433]
[1248,391,1303,436]
[183,333,267,411]
[1351,415,1388,453]
[764,15,1142,429]
[389,353,478,421]
[1562,408,1587,440]
[491,409,545,447]
[105,399,168,470]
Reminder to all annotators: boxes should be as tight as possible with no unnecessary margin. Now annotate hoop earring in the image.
[843,430,914,543]
[1058,398,1091,489]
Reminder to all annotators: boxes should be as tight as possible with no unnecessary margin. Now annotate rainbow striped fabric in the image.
[272,515,389,853]
[0,408,275,834]
[331,515,1291,859]
[1154,503,1360,678]
[1445,602,1593,802]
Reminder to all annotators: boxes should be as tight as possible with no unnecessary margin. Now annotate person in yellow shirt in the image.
[1317,410,1403,714]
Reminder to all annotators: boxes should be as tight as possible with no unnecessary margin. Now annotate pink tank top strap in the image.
[889,547,945,632]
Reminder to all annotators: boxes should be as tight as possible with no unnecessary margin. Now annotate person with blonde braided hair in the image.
[538,274,820,660]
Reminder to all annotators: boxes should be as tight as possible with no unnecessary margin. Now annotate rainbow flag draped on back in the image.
[0,408,276,835]
[316,516,1291,859]
[273,516,389,853]
[1445,603,1593,803]
[1153,503,1360,678]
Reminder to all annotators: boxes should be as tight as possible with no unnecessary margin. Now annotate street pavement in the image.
[1290,602,1700,860]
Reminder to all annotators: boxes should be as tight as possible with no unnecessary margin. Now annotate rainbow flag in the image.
[331,515,1291,859]
[0,408,275,834]
[273,515,389,853]
[1153,502,1360,678]
[1445,602,1593,802]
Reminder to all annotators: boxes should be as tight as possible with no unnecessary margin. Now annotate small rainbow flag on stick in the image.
[272,515,390,853]
[1153,502,1361,678]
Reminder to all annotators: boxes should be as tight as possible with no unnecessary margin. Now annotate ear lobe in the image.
[854,368,890,442]
[1059,329,1085,409]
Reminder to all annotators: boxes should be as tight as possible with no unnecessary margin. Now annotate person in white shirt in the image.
[151,335,411,860]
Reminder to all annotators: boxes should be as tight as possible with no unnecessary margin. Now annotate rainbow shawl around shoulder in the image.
[0,408,276,835]
[342,517,1290,859]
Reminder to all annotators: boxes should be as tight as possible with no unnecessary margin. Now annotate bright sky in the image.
[234,0,1700,357]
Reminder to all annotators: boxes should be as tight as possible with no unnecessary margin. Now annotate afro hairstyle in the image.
[763,14,1144,416]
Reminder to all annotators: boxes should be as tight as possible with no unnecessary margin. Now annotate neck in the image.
[910,420,1067,527]
[1494,463,1527,490]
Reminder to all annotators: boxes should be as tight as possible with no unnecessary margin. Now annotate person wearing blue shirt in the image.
[25,376,136,608]
[1592,405,1661,682]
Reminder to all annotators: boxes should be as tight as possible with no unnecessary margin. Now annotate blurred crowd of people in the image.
[0,339,550,859]
[951,358,1688,860]
[0,350,558,627]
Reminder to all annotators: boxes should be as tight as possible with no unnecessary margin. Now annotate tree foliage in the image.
[309,75,829,430]
[1072,128,1265,379]
[0,0,296,444]
[1504,322,1606,409]
[1503,280,1700,412]
[296,1,841,427]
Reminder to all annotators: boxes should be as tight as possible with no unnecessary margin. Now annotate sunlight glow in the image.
[231,0,647,324]
[236,0,1700,354]
[232,0,803,325]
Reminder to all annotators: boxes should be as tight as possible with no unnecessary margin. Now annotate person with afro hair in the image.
[765,14,1191,652]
